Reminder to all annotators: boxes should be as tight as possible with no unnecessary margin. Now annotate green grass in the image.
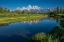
[0,14,47,23]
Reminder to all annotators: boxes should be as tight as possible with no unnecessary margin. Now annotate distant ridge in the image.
[16,5,54,13]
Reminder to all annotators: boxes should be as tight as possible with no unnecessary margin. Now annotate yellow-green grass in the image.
[0,14,47,23]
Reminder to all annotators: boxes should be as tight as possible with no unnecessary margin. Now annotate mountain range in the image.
[16,5,54,13]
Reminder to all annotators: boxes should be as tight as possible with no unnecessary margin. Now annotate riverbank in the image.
[0,14,47,23]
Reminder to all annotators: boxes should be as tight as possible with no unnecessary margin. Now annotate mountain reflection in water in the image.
[0,17,60,42]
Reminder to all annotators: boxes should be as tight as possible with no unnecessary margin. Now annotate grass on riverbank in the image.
[0,14,47,23]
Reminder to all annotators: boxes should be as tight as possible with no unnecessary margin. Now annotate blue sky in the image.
[0,0,64,10]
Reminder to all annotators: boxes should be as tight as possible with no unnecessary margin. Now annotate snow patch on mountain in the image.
[16,5,54,13]
[16,5,42,11]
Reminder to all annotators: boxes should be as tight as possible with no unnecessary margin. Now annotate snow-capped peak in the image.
[16,5,54,13]
[16,5,42,11]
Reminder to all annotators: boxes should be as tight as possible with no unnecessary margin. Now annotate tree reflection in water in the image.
[0,23,10,27]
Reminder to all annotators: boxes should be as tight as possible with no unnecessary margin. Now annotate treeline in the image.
[50,7,64,14]
[0,7,10,13]
[0,6,37,14]
[53,7,64,14]
[0,6,64,14]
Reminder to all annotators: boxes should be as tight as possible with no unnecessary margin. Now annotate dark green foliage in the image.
[59,7,63,14]
[63,9,64,14]
[53,7,64,14]
[53,9,57,14]
[0,7,10,13]
[49,25,64,42]
[57,7,60,14]
[21,10,24,14]
[7,9,10,13]
[0,7,4,13]
[32,32,46,41]
[26,32,46,42]
[60,20,64,28]
[26,32,59,42]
